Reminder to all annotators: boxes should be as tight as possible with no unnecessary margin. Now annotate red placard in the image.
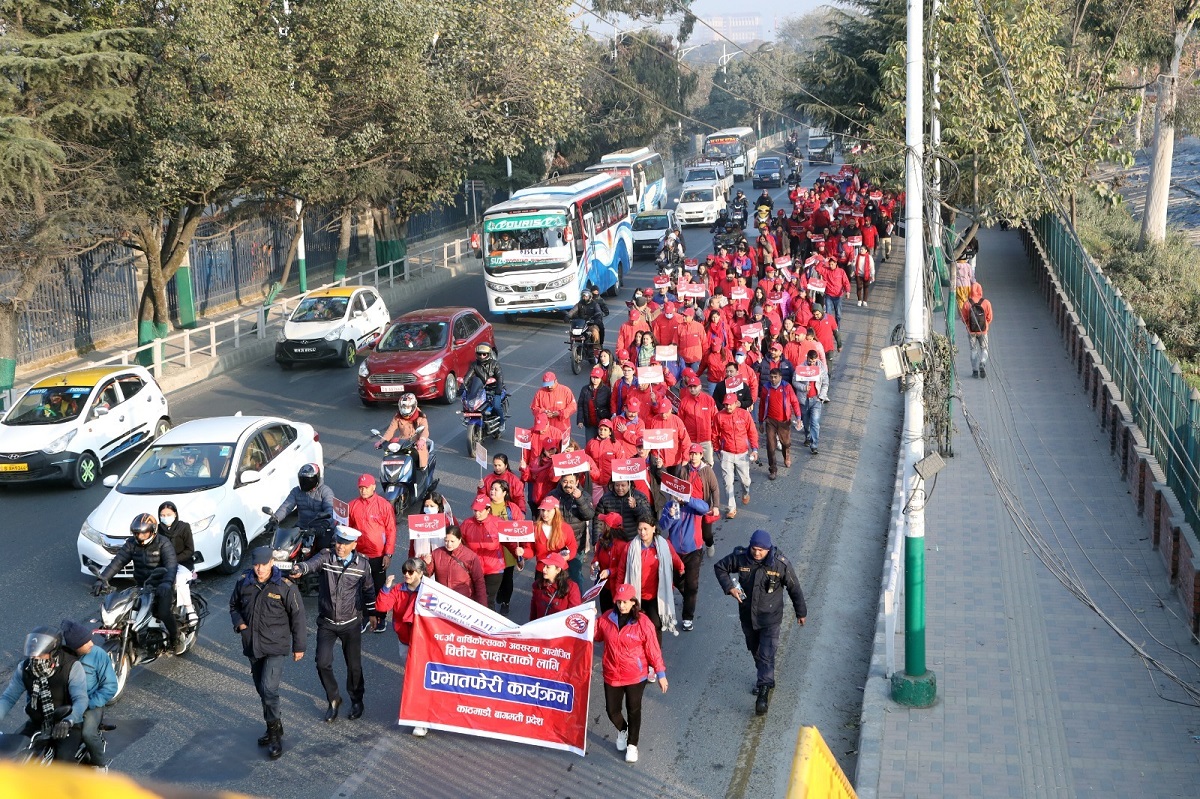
[794,363,821,380]
[581,581,606,602]
[333,497,349,526]
[641,427,675,451]
[637,365,664,385]
[676,281,706,298]
[496,519,536,543]
[807,278,826,294]
[658,471,691,501]
[652,275,671,288]
[740,323,764,341]
[683,257,699,269]
[729,286,750,301]
[399,579,595,756]
[513,427,532,450]
[773,256,792,270]
[610,457,647,482]
[767,290,786,305]
[551,451,591,477]
[408,513,448,540]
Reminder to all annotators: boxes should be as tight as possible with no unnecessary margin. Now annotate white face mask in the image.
[160,514,176,526]
[735,355,746,364]
[423,504,437,514]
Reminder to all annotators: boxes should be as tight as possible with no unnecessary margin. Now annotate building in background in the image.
[699,15,762,44]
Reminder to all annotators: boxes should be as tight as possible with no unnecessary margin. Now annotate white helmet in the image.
[398,393,418,416]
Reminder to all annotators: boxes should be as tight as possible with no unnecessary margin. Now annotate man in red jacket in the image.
[347,474,397,633]
[678,374,719,465]
[648,401,692,469]
[713,393,759,519]
[530,371,576,425]
[756,369,802,480]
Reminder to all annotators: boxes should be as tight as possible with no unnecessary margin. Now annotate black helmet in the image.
[25,626,61,659]
[475,344,493,362]
[130,513,157,542]
[298,463,320,493]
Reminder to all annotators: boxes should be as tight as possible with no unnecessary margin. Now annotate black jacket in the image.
[713,546,806,630]
[294,550,377,626]
[100,534,177,588]
[230,566,306,658]
[595,488,654,541]
[571,297,609,323]
[159,520,195,570]
[575,381,612,428]
[464,358,505,391]
[273,484,336,530]
[548,485,596,544]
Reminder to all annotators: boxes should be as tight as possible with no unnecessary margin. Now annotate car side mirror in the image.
[353,310,364,319]
[93,406,109,417]
[102,475,119,488]
[454,339,467,348]
[239,469,261,486]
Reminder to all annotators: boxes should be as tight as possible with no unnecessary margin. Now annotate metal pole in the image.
[891,0,937,708]
[295,197,308,293]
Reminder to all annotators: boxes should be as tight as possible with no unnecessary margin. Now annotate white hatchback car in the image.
[78,415,323,577]
[0,366,170,489]
[275,286,390,369]
[675,184,727,226]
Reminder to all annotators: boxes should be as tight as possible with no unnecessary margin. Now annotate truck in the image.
[682,161,734,200]
[807,129,832,164]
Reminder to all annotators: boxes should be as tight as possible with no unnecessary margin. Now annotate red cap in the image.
[664,301,677,313]
[635,436,646,447]
[625,397,641,413]
[540,553,568,572]
[613,584,637,602]
[471,495,489,511]
[628,309,640,321]
[685,375,701,387]
[688,443,705,455]
[621,359,634,369]
[600,512,625,528]
[598,419,614,430]
[538,496,560,510]
[590,366,605,378]
[542,371,556,385]
[357,473,375,488]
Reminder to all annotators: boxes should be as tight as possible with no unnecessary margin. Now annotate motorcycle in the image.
[754,205,772,228]
[730,205,747,230]
[654,247,683,282]
[567,319,600,376]
[461,376,509,455]
[2,707,107,767]
[263,507,332,595]
[90,566,209,702]
[370,428,439,517]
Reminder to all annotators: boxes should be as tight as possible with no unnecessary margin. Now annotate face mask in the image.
[160,513,176,526]
[30,657,55,679]
[735,355,746,364]
[423,504,437,514]
[665,313,673,319]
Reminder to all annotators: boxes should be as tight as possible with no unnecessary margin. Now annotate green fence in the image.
[1032,213,1200,533]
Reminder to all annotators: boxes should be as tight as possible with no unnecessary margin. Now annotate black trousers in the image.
[250,654,286,723]
[154,590,178,643]
[679,550,703,621]
[368,556,388,620]
[641,600,662,646]
[316,620,364,704]
[484,572,504,609]
[603,681,647,746]
[740,616,782,689]
[496,566,515,606]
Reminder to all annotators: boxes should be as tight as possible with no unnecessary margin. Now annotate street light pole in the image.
[890,0,937,708]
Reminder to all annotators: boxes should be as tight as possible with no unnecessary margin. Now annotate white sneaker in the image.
[857,300,862,307]
[705,545,715,557]
[616,728,628,752]
[682,620,694,632]
[412,727,428,737]
[863,302,869,308]
[625,744,639,763]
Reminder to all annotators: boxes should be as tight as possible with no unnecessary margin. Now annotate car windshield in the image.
[376,322,447,352]
[291,296,348,322]
[682,189,714,203]
[758,159,781,170]
[117,443,233,494]
[3,386,92,426]
[686,169,717,182]
[633,215,669,232]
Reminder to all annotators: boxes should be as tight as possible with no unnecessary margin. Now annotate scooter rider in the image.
[93,514,183,655]
[379,393,433,481]
[710,207,732,235]
[463,343,506,428]
[0,627,88,760]
[272,464,337,553]
[570,288,610,348]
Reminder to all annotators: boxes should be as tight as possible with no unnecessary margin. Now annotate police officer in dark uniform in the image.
[231,546,306,760]
[713,529,807,716]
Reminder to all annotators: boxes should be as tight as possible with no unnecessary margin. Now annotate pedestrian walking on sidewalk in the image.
[713,530,806,716]
[595,584,668,764]
[961,282,993,378]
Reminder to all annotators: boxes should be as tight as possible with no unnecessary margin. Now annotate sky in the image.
[685,0,830,40]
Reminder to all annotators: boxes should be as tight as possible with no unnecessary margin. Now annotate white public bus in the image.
[478,173,632,315]
[585,147,667,214]
[703,127,758,181]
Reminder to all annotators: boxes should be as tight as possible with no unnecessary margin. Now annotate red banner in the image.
[658,471,691,501]
[795,363,821,380]
[495,519,535,542]
[407,513,448,540]
[740,322,764,341]
[551,451,591,477]
[641,427,675,451]
[676,281,706,298]
[398,579,595,756]
[729,286,750,301]
[652,274,671,288]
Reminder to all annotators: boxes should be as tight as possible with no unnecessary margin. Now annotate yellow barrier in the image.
[787,726,858,799]
[0,761,254,798]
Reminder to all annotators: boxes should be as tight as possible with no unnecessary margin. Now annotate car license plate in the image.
[518,294,537,302]
[463,412,482,418]
[293,347,316,353]
[0,463,28,472]
[380,384,406,393]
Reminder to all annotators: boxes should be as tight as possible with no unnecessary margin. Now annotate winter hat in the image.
[60,619,92,652]
[749,529,773,550]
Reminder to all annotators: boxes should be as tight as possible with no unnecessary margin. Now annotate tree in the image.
[777,8,838,58]
[696,43,795,138]
[0,0,147,389]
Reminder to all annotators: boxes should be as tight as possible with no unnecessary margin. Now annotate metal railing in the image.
[1029,213,1200,533]
[2,235,471,412]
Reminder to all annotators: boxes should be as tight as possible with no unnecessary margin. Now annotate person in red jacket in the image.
[522,434,562,507]
[678,373,718,465]
[530,496,578,576]
[612,396,646,448]
[757,367,802,480]
[612,516,684,643]
[823,259,851,325]
[586,420,629,495]
[615,308,650,363]
[648,401,692,469]
[530,371,576,425]
[595,583,668,764]
[714,392,759,518]
[481,454,527,516]
[529,552,582,620]
[961,281,994,378]
[591,511,631,612]
[611,361,640,417]
[459,496,511,609]
[675,308,706,373]
[809,306,840,358]
[425,526,487,608]
[347,473,398,634]
[375,558,424,658]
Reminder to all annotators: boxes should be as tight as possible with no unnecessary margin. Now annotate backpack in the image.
[967,299,987,333]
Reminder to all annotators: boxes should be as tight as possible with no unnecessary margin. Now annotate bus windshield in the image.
[483,213,571,275]
[705,138,743,160]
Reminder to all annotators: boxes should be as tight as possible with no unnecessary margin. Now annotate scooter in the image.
[263,508,332,595]
[90,566,209,702]
[461,376,509,455]
[370,428,439,517]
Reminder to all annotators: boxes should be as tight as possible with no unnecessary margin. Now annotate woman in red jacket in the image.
[591,511,630,613]
[486,479,525,616]
[375,558,425,658]
[613,516,684,643]
[530,496,578,576]
[425,526,487,607]
[595,583,668,764]
[529,552,582,620]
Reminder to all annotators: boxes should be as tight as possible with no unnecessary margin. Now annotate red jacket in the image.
[586,436,631,486]
[758,381,802,423]
[596,609,666,686]
[678,389,719,444]
[713,406,759,454]
[676,319,706,363]
[482,471,527,515]
[530,578,583,620]
[460,515,506,575]
[530,384,577,424]
[592,537,631,598]
[616,320,650,362]
[346,493,396,559]
[811,315,838,354]
[614,540,684,602]
[375,584,418,644]
[427,545,488,606]
[648,413,692,468]
[530,522,579,566]
[651,313,680,347]
[824,266,851,298]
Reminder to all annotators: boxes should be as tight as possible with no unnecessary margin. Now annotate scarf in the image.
[28,659,57,735]
[624,536,678,636]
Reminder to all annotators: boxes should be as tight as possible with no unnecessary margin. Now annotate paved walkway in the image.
[867,228,1200,797]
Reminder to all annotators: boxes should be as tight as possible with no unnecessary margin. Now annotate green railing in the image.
[1032,213,1200,532]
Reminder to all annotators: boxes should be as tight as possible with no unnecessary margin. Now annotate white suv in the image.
[275,286,390,369]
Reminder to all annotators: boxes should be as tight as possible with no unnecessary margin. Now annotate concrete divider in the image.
[1177,526,1200,634]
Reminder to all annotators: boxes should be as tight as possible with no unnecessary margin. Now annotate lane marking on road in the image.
[331,733,394,798]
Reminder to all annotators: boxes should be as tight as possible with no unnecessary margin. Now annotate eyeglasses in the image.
[403,569,418,575]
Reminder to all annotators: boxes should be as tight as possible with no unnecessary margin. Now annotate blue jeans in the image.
[802,397,824,449]
[824,294,842,325]
[81,706,107,766]
[250,654,286,724]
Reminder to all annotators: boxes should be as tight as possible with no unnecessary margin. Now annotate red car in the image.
[357,307,496,405]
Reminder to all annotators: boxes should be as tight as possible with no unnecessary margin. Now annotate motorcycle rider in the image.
[730,190,748,228]
[93,514,184,655]
[709,207,732,235]
[463,343,507,429]
[158,501,198,630]
[379,393,432,477]
[60,619,117,771]
[272,463,337,554]
[569,288,610,349]
[0,627,88,761]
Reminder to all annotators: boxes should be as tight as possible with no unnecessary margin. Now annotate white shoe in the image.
[705,545,715,557]
[616,728,628,752]
[626,744,639,763]
[412,727,428,737]
[857,300,862,307]
[862,302,869,308]
[682,620,694,631]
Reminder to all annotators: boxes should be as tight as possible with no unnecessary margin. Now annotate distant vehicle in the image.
[476,172,632,312]
[0,366,170,490]
[357,307,495,405]
[675,185,727,227]
[585,147,667,213]
[808,130,832,163]
[682,161,733,198]
[753,157,784,188]
[78,415,324,576]
[631,209,679,259]
[703,127,758,181]
[275,286,390,369]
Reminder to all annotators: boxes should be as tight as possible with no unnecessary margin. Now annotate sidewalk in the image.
[857,228,1200,798]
